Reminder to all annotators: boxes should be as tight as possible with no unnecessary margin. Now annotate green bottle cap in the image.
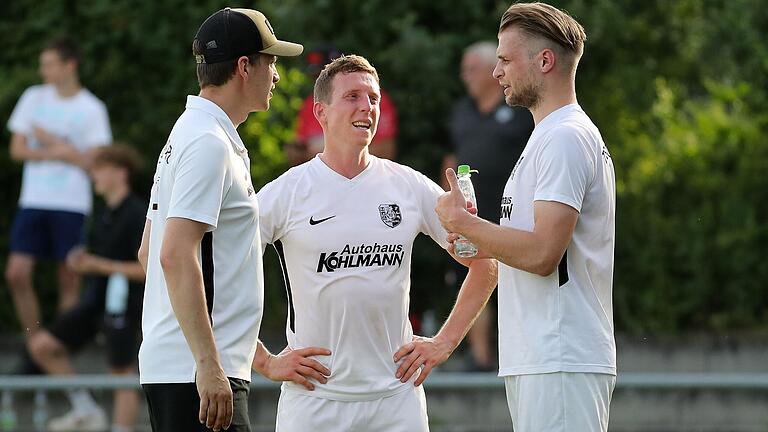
[457,165,478,175]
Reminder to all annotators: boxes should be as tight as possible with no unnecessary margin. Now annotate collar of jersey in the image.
[311,153,377,185]
[185,95,248,155]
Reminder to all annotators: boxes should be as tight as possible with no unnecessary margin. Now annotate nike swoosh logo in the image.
[309,215,336,225]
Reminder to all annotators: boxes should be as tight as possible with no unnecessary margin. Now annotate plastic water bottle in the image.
[106,272,129,315]
[106,272,129,329]
[453,165,478,258]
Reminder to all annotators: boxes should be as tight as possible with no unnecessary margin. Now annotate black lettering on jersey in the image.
[379,204,402,228]
[158,141,172,165]
[601,146,612,165]
[500,196,513,220]
[316,242,405,273]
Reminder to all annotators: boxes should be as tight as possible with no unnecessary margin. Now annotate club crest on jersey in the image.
[379,204,402,228]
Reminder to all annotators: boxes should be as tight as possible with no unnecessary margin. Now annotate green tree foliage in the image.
[0,0,766,333]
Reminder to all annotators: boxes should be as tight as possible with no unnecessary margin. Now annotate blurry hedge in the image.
[0,0,767,334]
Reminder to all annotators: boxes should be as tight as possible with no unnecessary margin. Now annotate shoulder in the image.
[258,161,310,198]
[21,84,47,97]
[170,111,229,153]
[15,85,47,104]
[77,89,109,111]
[377,158,438,190]
[539,111,600,153]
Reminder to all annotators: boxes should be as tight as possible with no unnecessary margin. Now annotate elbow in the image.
[137,245,148,271]
[159,246,181,275]
[530,253,561,277]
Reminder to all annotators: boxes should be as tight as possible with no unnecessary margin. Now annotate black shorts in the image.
[143,378,251,432]
[48,282,143,368]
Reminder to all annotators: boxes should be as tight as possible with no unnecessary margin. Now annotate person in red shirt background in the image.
[285,44,399,165]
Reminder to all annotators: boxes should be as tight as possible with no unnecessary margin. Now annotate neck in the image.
[54,78,81,98]
[475,90,503,114]
[104,184,130,208]
[199,85,249,126]
[529,79,578,125]
[319,139,371,179]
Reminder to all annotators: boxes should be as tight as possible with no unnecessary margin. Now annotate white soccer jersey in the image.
[7,84,111,214]
[258,155,448,401]
[139,96,263,384]
[497,104,616,377]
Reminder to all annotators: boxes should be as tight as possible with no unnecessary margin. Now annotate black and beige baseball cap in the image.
[194,8,303,64]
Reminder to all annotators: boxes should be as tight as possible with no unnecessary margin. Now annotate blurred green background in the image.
[0,0,766,336]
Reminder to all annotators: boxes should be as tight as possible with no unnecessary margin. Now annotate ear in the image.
[313,101,326,125]
[235,56,250,80]
[540,48,556,74]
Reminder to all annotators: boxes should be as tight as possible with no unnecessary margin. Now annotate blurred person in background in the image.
[4,36,112,373]
[436,3,617,431]
[284,43,398,165]
[257,54,496,432]
[440,41,533,372]
[28,144,145,432]
[138,8,326,432]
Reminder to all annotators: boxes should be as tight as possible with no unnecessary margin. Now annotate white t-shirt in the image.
[7,84,111,214]
[257,155,448,401]
[497,104,616,377]
[139,96,263,384]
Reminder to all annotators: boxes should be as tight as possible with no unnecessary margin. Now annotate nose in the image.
[360,97,374,112]
[272,65,280,84]
[492,61,502,79]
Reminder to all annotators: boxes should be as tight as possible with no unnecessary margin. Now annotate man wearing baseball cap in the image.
[138,8,329,432]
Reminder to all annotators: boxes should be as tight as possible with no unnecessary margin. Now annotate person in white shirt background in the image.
[5,37,111,369]
[257,54,497,432]
[436,2,617,431]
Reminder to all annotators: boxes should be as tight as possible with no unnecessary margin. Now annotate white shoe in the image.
[47,407,108,431]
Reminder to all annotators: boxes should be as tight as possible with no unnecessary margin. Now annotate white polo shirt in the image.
[139,96,263,384]
[497,104,616,377]
[7,84,111,214]
[258,155,448,401]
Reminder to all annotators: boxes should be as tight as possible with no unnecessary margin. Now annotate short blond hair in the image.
[500,2,586,62]
[313,54,380,104]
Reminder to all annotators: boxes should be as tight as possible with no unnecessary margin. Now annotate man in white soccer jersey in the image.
[435,3,617,431]
[138,8,328,432]
[256,55,497,431]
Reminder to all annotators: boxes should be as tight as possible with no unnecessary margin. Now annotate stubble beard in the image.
[505,81,541,111]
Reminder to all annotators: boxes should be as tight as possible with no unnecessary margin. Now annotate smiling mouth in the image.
[352,121,372,130]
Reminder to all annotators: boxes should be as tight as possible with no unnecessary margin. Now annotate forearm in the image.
[84,255,146,282]
[251,340,274,376]
[10,142,52,162]
[436,258,498,348]
[457,215,552,275]
[163,254,221,369]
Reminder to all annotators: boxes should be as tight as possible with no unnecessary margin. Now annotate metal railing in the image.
[2,372,768,430]
[5,372,768,391]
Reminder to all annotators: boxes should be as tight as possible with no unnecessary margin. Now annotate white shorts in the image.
[275,386,429,432]
[504,372,615,432]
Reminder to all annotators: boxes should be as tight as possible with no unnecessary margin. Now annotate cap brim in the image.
[261,40,304,57]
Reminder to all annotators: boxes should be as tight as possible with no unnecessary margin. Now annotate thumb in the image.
[444,168,460,193]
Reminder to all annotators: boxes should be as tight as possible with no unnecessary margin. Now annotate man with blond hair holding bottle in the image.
[437,3,617,431]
